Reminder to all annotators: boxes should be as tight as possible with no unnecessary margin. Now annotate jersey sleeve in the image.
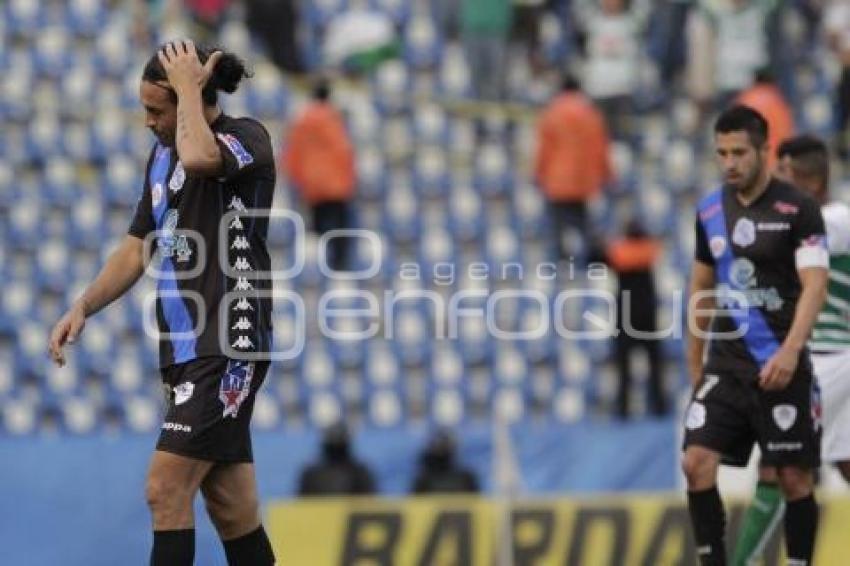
[127,150,156,239]
[214,119,274,182]
[822,203,850,255]
[793,196,829,269]
[694,217,714,265]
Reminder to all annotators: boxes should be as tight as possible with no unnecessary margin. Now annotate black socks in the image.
[688,487,727,565]
[151,529,195,566]
[224,525,275,566]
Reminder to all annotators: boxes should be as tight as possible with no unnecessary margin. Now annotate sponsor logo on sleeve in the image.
[709,236,727,258]
[216,133,254,169]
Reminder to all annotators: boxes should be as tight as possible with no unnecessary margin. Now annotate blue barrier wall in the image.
[0,419,676,565]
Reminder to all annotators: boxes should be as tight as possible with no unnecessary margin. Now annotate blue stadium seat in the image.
[473,143,512,196]
[402,12,441,69]
[371,0,412,25]
[3,0,46,38]
[357,150,388,203]
[412,145,450,198]
[32,28,75,79]
[448,189,484,242]
[437,44,471,99]
[244,64,288,118]
[66,0,108,38]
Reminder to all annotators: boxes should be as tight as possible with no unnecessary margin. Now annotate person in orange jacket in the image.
[534,75,613,263]
[600,217,666,419]
[283,78,356,270]
[736,69,795,169]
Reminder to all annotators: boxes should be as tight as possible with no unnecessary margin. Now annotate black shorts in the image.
[682,363,821,469]
[156,357,269,463]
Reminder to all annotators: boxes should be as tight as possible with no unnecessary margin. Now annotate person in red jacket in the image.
[283,78,356,271]
[534,75,613,263]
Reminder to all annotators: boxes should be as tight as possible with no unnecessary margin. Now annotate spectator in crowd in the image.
[534,75,613,264]
[245,0,303,74]
[282,78,356,271]
[183,0,231,42]
[652,0,693,96]
[697,0,780,108]
[598,218,666,418]
[572,0,651,140]
[736,69,794,168]
[298,423,376,496]
[511,0,547,71]
[825,0,850,159]
[323,0,399,75]
[411,430,479,494]
[461,0,513,101]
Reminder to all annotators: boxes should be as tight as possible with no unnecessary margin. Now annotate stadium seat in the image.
[3,0,45,38]
[412,145,450,198]
[473,143,512,196]
[437,43,471,98]
[66,0,108,38]
[356,145,387,200]
[403,12,441,69]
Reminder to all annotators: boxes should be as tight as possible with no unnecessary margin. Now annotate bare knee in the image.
[682,447,720,490]
[145,477,195,528]
[777,467,814,500]
[204,490,259,539]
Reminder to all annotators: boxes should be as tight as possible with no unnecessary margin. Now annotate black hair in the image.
[714,105,769,149]
[312,76,331,102]
[753,67,775,85]
[561,73,581,93]
[142,43,252,106]
[776,134,829,184]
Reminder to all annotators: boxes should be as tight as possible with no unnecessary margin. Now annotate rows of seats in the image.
[0,1,843,434]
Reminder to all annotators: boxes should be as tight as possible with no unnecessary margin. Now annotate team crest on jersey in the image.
[732,218,756,247]
[152,182,163,208]
[174,382,194,405]
[709,236,727,258]
[219,361,254,418]
[158,210,193,263]
[216,133,254,169]
[773,404,797,432]
[169,162,186,193]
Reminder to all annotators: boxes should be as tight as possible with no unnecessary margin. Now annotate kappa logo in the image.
[233,297,255,311]
[232,335,255,350]
[732,217,756,247]
[686,402,706,430]
[228,196,246,212]
[773,404,797,431]
[231,316,253,331]
[231,236,250,250]
[173,382,194,405]
[229,216,244,230]
[217,133,254,169]
[709,236,727,259]
[169,162,186,193]
[219,361,255,419]
[233,256,252,271]
[234,277,254,291]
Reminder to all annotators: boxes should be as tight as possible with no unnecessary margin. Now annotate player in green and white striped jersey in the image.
[733,135,850,566]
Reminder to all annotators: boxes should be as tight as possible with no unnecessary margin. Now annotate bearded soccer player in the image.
[683,106,828,566]
[48,41,276,565]
[732,135,850,565]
